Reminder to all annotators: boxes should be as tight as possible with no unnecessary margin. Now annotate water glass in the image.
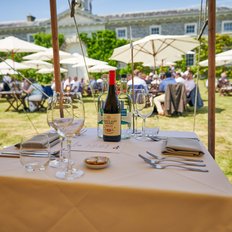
[19,134,50,172]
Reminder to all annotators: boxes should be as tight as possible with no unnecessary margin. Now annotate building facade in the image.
[0,1,231,76]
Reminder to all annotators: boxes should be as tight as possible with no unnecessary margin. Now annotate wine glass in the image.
[19,134,50,172]
[51,94,83,180]
[129,88,145,137]
[135,92,154,141]
[66,93,85,137]
[47,95,65,168]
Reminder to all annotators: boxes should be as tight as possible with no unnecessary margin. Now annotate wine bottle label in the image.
[103,113,121,136]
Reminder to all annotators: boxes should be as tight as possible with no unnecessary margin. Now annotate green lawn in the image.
[0,80,231,183]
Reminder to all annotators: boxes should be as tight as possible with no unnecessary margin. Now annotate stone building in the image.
[0,1,231,77]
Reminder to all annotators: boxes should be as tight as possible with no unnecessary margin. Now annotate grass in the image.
[0,80,231,183]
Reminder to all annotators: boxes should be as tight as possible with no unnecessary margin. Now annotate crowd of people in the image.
[125,67,204,116]
[0,66,229,114]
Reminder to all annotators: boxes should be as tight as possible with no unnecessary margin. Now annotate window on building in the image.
[150,26,161,35]
[222,21,232,33]
[185,23,197,35]
[116,28,127,39]
[27,34,34,42]
[186,53,195,66]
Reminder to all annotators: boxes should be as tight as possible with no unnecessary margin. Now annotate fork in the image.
[146,151,204,163]
[138,154,208,172]
[139,154,206,167]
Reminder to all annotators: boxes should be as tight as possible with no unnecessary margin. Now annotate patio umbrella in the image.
[0,59,28,70]
[23,48,72,61]
[60,52,107,67]
[215,49,232,57]
[110,34,199,66]
[36,67,68,74]
[21,60,53,70]
[0,69,19,75]
[88,64,117,73]
[199,55,232,67]
[0,36,46,59]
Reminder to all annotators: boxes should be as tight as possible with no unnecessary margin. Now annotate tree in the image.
[80,30,128,66]
[197,34,232,78]
[33,32,65,48]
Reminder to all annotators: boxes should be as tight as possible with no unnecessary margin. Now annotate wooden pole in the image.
[49,0,62,93]
[208,0,216,158]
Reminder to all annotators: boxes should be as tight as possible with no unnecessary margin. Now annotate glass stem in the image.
[66,136,72,174]
[59,137,64,162]
[142,118,146,139]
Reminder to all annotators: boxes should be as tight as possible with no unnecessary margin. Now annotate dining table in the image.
[0,90,24,112]
[0,128,231,232]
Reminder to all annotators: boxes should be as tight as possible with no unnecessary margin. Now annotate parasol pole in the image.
[49,0,62,94]
[208,0,216,158]
[130,26,135,133]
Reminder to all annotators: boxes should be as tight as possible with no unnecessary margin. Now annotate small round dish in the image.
[84,156,110,169]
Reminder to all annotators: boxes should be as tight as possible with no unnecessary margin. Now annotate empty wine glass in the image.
[51,94,84,180]
[129,88,145,137]
[135,92,154,141]
[47,95,66,168]
[66,93,85,137]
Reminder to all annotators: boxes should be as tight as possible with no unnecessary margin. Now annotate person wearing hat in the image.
[153,71,176,115]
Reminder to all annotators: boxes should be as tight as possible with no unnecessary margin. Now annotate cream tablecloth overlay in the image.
[0,129,231,232]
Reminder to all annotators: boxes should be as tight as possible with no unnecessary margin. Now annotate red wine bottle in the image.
[103,70,121,142]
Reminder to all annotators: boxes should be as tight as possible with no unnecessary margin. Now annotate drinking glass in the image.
[19,134,50,172]
[67,93,85,137]
[51,94,83,180]
[47,95,65,168]
[129,88,144,137]
[135,92,154,141]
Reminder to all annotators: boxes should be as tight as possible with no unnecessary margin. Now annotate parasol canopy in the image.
[0,36,47,55]
[23,48,71,61]
[36,67,68,74]
[199,55,232,67]
[88,64,117,73]
[21,60,53,70]
[110,34,199,66]
[0,59,28,70]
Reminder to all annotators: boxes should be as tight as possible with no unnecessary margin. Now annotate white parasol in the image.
[110,34,199,66]
[199,55,232,67]
[88,64,117,73]
[0,59,28,70]
[23,48,71,61]
[36,67,68,74]
[21,60,53,70]
[0,36,47,55]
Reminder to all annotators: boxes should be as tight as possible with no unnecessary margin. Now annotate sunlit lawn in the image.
[0,80,231,183]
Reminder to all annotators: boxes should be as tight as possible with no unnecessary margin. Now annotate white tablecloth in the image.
[0,129,231,232]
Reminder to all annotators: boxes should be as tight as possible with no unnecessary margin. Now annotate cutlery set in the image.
[139,151,208,172]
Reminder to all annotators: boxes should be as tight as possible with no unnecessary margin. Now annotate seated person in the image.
[127,69,148,93]
[175,72,185,84]
[23,78,43,112]
[70,76,80,93]
[2,74,12,91]
[153,72,176,116]
[218,72,229,88]
[184,70,195,96]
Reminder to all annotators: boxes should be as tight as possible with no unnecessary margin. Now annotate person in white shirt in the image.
[71,76,80,93]
[63,76,72,92]
[184,71,195,96]
[127,69,148,93]
[175,72,185,84]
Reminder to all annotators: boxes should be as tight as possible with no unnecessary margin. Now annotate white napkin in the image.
[162,137,204,156]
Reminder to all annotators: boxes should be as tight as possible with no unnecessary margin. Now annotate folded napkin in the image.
[16,133,60,149]
[162,137,204,156]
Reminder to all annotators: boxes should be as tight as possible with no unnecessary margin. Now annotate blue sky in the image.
[0,0,232,21]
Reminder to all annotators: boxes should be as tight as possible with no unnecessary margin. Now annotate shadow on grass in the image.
[182,106,225,116]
